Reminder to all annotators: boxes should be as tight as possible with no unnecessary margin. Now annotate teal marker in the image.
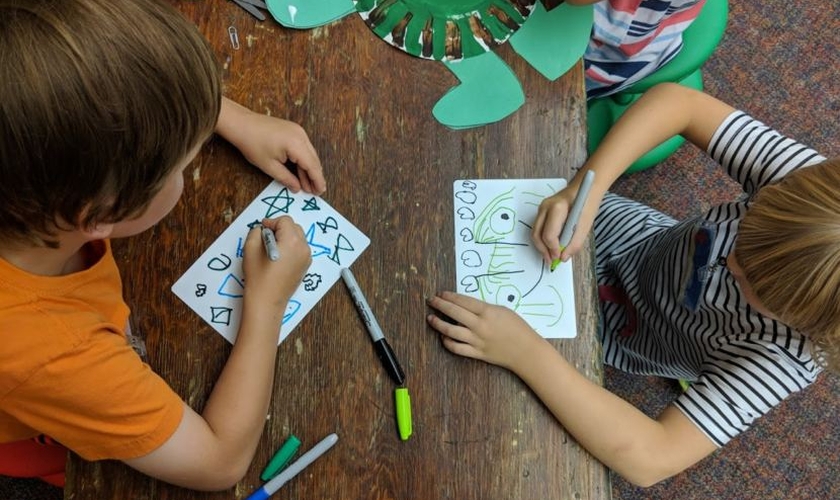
[550,170,595,271]
[260,435,301,481]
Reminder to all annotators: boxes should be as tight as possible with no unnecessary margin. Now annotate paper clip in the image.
[228,26,240,50]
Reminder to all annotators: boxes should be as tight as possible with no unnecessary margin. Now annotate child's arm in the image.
[215,97,326,195]
[532,83,736,265]
[427,292,717,487]
[123,216,312,490]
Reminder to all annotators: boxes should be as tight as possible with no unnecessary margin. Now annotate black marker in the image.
[340,267,406,386]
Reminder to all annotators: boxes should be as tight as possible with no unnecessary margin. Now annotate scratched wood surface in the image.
[66,1,609,499]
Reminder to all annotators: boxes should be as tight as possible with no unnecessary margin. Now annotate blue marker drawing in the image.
[283,300,301,324]
[302,197,320,211]
[172,181,370,345]
[218,274,245,298]
[305,224,332,258]
[261,188,294,217]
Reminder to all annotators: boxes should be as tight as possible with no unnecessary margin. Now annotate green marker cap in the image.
[260,435,301,481]
[395,387,413,441]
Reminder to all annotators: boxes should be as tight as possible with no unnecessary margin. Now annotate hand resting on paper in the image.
[216,97,326,195]
[426,291,552,371]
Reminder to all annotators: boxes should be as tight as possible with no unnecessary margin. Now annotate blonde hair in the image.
[0,0,221,247]
[736,157,840,372]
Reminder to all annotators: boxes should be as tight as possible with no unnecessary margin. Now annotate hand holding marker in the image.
[550,170,596,271]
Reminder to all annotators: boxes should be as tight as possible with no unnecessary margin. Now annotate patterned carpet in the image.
[607,0,840,499]
[1,1,837,499]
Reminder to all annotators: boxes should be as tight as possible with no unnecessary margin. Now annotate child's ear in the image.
[76,202,115,240]
[79,221,114,240]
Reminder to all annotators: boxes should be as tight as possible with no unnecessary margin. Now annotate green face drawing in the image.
[465,186,564,329]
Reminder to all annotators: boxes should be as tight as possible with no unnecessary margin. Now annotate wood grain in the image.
[66,1,609,499]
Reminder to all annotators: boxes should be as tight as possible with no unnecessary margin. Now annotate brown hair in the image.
[736,157,840,372]
[0,0,221,247]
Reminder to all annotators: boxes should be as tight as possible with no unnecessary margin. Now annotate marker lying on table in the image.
[340,267,406,386]
[395,387,413,441]
[550,170,596,271]
[260,435,301,481]
[245,433,339,500]
[261,225,280,261]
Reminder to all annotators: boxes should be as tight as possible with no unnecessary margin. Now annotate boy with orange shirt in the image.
[0,0,322,490]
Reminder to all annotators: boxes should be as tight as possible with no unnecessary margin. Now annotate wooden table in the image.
[66,1,609,499]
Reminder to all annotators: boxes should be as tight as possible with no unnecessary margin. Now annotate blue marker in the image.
[245,433,339,500]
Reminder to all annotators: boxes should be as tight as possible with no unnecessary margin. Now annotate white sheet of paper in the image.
[172,181,370,344]
[453,179,577,338]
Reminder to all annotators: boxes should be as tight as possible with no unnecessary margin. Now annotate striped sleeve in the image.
[706,112,826,196]
[673,336,819,446]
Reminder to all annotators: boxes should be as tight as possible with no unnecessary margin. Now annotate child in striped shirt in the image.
[427,83,838,486]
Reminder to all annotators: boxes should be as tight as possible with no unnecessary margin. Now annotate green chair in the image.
[586,0,729,173]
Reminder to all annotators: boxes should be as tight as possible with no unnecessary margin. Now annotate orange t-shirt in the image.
[0,240,184,460]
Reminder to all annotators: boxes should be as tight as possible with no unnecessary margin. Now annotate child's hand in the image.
[531,183,599,264]
[217,98,326,195]
[242,216,312,311]
[426,291,548,371]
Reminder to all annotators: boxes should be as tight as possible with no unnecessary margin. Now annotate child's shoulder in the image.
[0,240,130,362]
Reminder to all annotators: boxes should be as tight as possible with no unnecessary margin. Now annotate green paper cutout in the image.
[355,0,536,61]
[509,2,593,81]
[433,52,525,129]
[264,0,590,129]
[266,0,355,29]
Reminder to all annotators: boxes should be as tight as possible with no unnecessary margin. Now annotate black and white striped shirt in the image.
[594,111,826,446]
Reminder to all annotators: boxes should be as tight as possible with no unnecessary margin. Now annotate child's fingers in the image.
[436,291,489,314]
[262,216,307,249]
[299,163,326,195]
[299,171,314,194]
[426,314,475,344]
[440,336,483,360]
[276,164,303,193]
[260,215,290,232]
[243,223,266,257]
[540,205,568,262]
[426,294,474,327]
[288,143,325,194]
[531,209,550,261]
[562,229,587,261]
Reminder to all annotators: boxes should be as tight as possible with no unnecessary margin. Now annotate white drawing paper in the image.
[453,179,577,338]
[172,181,370,344]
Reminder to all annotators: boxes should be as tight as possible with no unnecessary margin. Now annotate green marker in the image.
[395,387,413,441]
[550,170,595,271]
[260,435,301,481]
